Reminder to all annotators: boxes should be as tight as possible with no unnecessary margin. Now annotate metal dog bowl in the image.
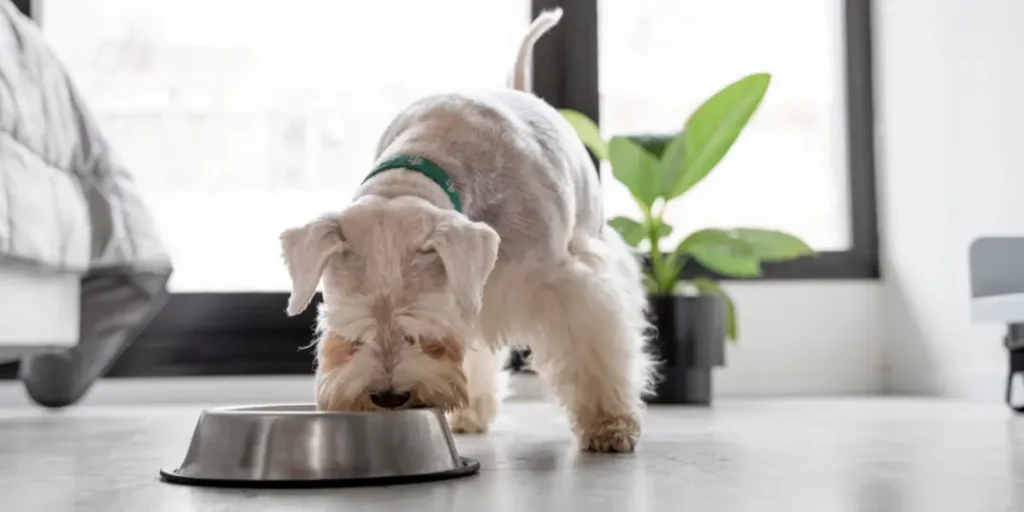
[159,404,479,488]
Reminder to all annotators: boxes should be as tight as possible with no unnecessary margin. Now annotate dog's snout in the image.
[370,390,411,409]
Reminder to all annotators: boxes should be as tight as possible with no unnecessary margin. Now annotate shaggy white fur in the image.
[279,7,655,453]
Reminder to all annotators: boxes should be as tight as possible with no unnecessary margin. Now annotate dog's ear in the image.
[279,216,345,316]
[429,214,500,318]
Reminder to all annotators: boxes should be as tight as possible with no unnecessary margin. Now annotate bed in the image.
[0,1,172,407]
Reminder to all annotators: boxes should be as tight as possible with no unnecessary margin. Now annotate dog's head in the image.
[279,195,500,412]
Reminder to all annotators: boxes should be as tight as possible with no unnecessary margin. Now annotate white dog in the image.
[279,8,654,453]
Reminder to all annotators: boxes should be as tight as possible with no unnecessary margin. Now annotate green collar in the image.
[362,155,462,213]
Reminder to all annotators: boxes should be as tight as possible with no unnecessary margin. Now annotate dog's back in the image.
[371,9,604,258]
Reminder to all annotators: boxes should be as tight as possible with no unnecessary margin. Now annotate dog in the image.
[279,8,654,453]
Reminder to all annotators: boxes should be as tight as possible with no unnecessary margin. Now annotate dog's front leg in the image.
[526,260,652,453]
[447,344,505,434]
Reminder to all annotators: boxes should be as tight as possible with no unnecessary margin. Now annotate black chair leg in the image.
[1004,324,1024,413]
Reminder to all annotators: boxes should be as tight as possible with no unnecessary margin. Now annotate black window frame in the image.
[5,0,878,379]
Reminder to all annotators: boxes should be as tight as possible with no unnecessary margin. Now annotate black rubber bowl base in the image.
[159,457,480,489]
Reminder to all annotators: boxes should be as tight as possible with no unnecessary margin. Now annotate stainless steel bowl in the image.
[159,404,479,488]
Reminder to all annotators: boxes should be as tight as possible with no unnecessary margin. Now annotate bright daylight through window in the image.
[41,0,848,292]
[40,0,530,291]
[599,0,850,253]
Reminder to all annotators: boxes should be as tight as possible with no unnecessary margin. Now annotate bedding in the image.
[0,1,172,406]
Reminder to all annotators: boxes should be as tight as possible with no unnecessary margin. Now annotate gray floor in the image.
[2,396,1023,511]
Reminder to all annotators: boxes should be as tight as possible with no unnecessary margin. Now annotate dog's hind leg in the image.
[526,230,655,453]
[447,344,507,434]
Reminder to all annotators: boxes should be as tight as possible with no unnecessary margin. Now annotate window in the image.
[18,0,878,377]
[599,0,852,252]
[40,0,531,292]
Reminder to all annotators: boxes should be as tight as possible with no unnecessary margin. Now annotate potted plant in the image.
[560,73,815,405]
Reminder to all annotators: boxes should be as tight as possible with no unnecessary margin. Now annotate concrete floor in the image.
[1,394,1023,511]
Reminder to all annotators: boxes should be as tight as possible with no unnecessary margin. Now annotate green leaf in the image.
[560,109,608,160]
[608,217,671,247]
[654,253,685,295]
[675,229,762,277]
[729,228,815,262]
[608,136,660,210]
[657,131,687,199]
[656,221,672,238]
[642,274,659,295]
[608,217,645,247]
[693,277,738,341]
[667,73,772,199]
[629,135,671,159]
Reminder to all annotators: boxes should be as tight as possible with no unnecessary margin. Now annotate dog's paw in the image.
[447,395,498,435]
[447,409,489,434]
[577,415,640,453]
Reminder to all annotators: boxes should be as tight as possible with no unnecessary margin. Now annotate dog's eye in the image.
[416,246,436,255]
[403,335,416,346]
[350,339,364,347]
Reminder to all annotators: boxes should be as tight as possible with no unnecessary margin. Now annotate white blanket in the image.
[0,1,172,407]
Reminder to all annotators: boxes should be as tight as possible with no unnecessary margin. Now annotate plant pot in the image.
[645,294,726,405]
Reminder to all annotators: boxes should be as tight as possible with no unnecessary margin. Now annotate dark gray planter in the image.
[645,294,726,405]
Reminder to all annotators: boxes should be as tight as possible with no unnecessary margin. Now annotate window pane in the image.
[41,0,530,291]
[599,0,850,251]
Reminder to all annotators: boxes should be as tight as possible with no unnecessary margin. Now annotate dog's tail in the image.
[509,7,563,93]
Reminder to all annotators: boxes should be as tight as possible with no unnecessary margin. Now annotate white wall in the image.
[715,281,881,396]
[875,0,1024,400]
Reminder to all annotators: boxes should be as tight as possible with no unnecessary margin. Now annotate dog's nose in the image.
[369,390,412,409]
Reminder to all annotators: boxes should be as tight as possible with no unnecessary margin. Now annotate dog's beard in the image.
[409,361,469,412]
[313,304,472,413]
[315,359,468,413]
